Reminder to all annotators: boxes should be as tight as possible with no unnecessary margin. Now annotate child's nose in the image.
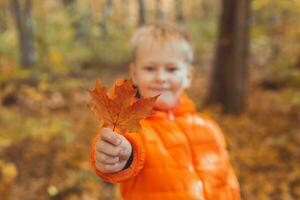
[155,68,167,83]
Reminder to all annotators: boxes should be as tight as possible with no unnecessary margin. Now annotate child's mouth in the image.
[150,88,168,93]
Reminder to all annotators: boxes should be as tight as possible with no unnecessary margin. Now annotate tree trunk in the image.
[62,0,76,7]
[295,54,300,69]
[100,0,113,37]
[206,0,251,114]
[201,0,212,19]
[137,0,146,26]
[155,0,164,21]
[0,4,8,32]
[175,0,184,23]
[120,0,130,27]
[11,0,36,67]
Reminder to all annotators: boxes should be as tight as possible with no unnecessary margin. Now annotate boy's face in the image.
[130,45,193,110]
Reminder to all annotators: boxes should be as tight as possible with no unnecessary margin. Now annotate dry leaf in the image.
[89,79,158,132]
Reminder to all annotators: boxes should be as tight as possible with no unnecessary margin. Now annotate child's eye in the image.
[167,67,178,73]
[144,66,155,72]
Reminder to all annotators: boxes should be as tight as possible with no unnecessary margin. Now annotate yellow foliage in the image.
[1,162,18,184]
[49,50,63,65]
[252,0,270,10]
[47,185,58,196]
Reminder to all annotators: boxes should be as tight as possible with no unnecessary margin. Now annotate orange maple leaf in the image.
[89,79,158,133]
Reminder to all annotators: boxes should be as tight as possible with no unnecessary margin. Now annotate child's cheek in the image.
[139,87,157,99]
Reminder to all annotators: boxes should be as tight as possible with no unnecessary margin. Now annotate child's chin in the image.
[154,96,178,110]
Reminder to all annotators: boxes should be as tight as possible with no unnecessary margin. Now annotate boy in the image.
[90,22,240,200]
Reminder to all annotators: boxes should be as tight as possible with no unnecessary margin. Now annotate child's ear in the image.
[184,65,194,88]
[129,63,137,85]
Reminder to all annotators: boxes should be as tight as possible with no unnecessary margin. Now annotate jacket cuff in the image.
[90,132,145,183]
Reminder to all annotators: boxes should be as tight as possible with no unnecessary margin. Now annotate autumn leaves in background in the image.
[89,80,158,133]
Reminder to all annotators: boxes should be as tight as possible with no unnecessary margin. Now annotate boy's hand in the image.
[95,128,132,173]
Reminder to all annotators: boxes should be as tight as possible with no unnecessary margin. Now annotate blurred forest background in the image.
[0,0,299,199]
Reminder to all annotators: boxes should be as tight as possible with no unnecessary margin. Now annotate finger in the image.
[95,161,120,173]
[101,128,121,146]
[101,163,121,173]
[95,161,104,171]
[95,152,119,164]
[96,140,121,156]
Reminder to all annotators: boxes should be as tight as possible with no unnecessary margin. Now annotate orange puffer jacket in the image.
[90,93,241,200]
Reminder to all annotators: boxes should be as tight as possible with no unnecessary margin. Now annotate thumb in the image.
[101,128,122,146]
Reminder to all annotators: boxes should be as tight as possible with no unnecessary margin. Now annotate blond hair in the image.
[130,22,194,64]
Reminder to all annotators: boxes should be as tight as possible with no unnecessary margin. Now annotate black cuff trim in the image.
[123,149,134,170]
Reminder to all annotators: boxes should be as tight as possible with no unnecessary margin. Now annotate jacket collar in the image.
[147,93,196,120]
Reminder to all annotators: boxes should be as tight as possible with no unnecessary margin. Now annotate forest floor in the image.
[0,64,299,200]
